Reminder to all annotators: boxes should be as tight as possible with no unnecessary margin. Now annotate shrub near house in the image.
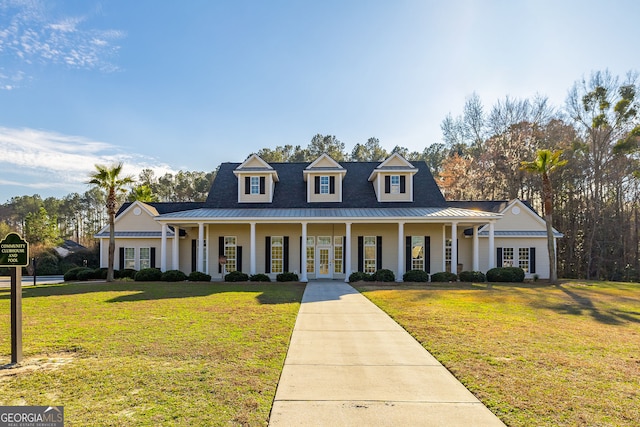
[486,267,525,282]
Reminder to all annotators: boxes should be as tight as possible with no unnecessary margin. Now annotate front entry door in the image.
[317,247,331,279]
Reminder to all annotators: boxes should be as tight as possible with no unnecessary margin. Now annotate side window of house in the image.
[364,236,377,273]
[124,248,135,269]
[498,247,534,273]
[518,248,530,272]
[271,236,284,273]
[139,247,151,270]
[502,248,514,267]
[224,236,236,272]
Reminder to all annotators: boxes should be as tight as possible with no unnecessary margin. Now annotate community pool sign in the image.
[1,233,28,364]
[0,233,29,267]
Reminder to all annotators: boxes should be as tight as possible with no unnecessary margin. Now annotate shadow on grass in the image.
[538,285,640,325]
[0,281,306,305]
[355,281,554,292]
[355,281,640,326]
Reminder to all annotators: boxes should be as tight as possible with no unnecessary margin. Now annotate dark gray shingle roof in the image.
[205,161,447,209]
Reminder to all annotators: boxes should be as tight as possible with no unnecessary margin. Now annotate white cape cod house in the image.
[95,152,562,281]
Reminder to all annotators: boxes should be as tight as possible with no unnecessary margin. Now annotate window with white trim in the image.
[334,236,343,274]
[139,247,151,270]
[411,236,425,270]
[519,248,530,273]
[250,177,260,195]
[124,248,135,269]
[271,236,284,273]
[320,176,330,194]
[445,239,452,272]
[317,236,331,245]
[224,237,236,272]
[391,175,400,193]
[364,236,377,274]
[306,237,315,273]
[502,248,514,267]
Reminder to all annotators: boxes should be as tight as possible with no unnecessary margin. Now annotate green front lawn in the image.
[0,281,305,426]
[3,279,638,426]
[358,281,640,427]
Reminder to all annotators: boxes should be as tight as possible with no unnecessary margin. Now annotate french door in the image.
[317,247,331,278]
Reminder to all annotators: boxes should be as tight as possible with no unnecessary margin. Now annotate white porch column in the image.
[172,226,179,270]
[197,222,204,272]
[397,221,404,282]
[451,222,458,274]
[442,224,446,272]
[301,222,308,283]
[250,222,256,275]
[344,222,352,283]
[205,225,210,275]
[472,225,479,271]
[161,223,168,271]
[488,221,495,269]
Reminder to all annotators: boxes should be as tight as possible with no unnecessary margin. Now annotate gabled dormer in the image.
[368,153,418,202]
[233,154,279,203]
[303,153,347,203]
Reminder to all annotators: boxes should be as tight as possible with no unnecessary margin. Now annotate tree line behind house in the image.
[1,69,639,281]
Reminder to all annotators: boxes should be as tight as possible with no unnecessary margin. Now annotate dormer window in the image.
[305,154,345,203]
[370,153,416,202]
[250,177,260,194]
[245,176,265,195]
[385,175,406,194]
[320,176,330,194]
[315,176,335,194]
[234,154,278,203]
[390,175,400,193]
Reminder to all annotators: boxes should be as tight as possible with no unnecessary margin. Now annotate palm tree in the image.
[129,184,158,202]
[521,149,567,284]
[88,163,135,282]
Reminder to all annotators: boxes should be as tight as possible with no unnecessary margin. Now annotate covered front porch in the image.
[155,207,501,282]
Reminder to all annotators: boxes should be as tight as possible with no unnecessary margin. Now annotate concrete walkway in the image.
[0,275,64,288]
[269,281,505,426]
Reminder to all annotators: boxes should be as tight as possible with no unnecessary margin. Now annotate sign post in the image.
[1,233,29,364]
[219,255,227,279]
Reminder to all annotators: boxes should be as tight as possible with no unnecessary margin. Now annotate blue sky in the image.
[0,0,638,203]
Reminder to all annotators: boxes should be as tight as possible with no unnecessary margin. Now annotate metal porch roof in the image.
[94,231,175,238]
[475,230,564,238]
[156,206,501,221]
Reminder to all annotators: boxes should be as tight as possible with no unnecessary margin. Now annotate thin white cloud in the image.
[0,0,124,88]
[0,126,177,199]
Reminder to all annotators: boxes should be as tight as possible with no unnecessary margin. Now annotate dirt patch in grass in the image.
[358,280,640,427]
[0,351,76,381]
